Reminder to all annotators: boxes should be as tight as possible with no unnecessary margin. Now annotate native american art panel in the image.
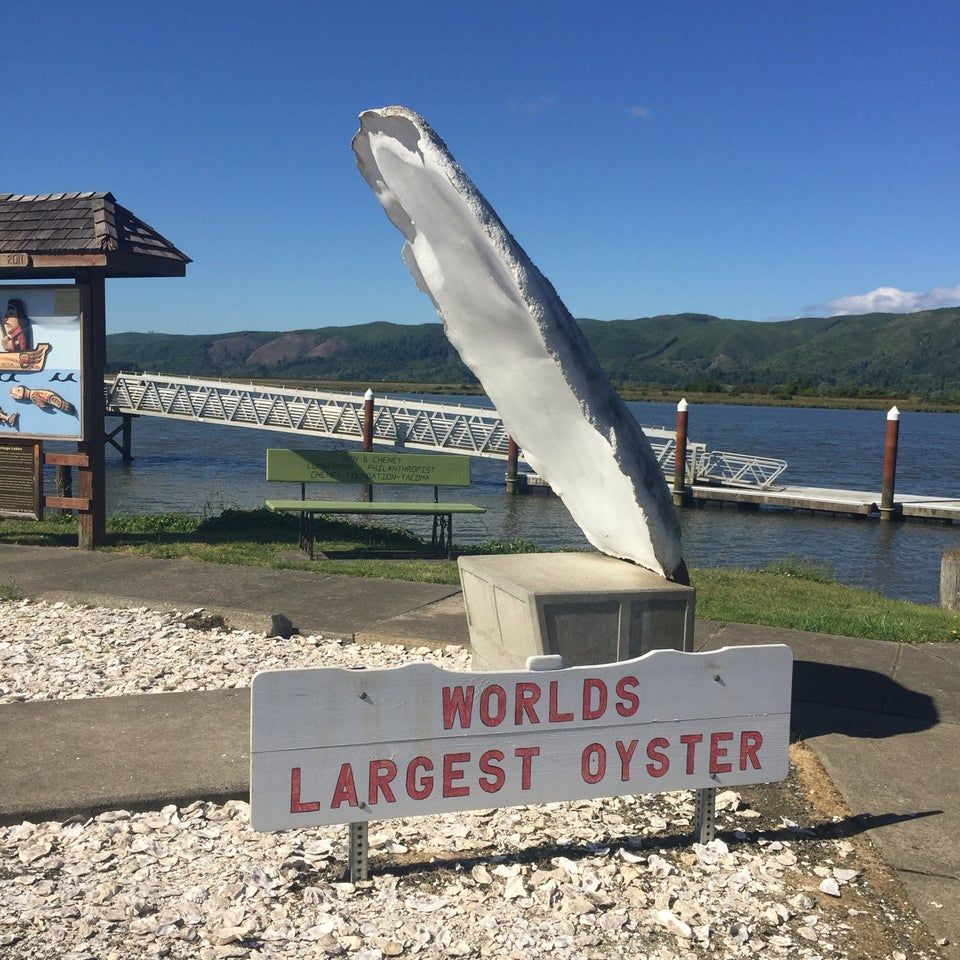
[0,286,82,440]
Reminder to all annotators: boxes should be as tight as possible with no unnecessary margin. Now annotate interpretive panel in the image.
[0,285,83,441]
[0,439,42,519]
[250,645,793,831]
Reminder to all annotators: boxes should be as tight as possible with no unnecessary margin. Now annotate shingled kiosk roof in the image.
[0,192,190,278]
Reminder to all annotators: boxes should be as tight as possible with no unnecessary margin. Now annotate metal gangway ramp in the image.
[106,372,787,488]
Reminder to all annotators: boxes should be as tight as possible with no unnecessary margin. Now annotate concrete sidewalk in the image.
[0,544,467,643]
[0,546,958,953]
[698,621,960,955]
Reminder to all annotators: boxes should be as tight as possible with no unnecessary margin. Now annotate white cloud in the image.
[508,95,557,116]
[810,284,960,316]
[627,105,652,120]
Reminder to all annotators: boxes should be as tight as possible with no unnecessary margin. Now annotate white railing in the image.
[107,372,511,458]
[106,372,786,486]
[699,450,788,489]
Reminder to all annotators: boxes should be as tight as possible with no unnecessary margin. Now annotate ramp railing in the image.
[106,373,787,487]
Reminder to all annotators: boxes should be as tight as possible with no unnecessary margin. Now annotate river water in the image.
[93,397,960,604]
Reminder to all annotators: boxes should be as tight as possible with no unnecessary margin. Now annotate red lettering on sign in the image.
[442,752,471,797]
[581,742,606,784]
[369,759,398,804]
[289,767,321,813]
[330,763,359,809]
[514,746,540,789]
[406,756,434,800]
[680,733,703,775]
[739,730,763,770]
[442,685,475,730]
[514,682,542,725]
[582,679,607,720]
[548,680,574,723]
[709,731,734,774]
[480,684,506,727]
[615,739,639,781]
[645,737,670,778]
[615,676,640,717]
[478,749,505,793]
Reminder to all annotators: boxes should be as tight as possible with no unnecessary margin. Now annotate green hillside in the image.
[106,307,960,401]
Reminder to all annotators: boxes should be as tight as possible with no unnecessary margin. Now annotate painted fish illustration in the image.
[0,407,18,428]
[9,385,76,416]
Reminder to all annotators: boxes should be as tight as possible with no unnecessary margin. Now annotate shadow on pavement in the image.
[790,661,937,738]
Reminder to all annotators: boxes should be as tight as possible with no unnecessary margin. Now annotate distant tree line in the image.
[106,306,960,403]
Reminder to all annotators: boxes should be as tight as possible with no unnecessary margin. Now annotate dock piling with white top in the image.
[880,406,901,522]
[672,398,689,508]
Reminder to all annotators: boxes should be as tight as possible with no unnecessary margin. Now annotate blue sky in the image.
[5,1,959,334]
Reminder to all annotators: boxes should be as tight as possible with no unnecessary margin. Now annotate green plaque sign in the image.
[266,449,470,486]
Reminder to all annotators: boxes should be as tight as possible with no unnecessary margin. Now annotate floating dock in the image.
[685,483,960,523]
[519,473,960,523]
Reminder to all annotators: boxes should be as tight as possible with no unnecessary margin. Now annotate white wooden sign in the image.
[250,645,792,831]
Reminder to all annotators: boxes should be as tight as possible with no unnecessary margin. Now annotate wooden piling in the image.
[361,389,374,502]
[672,399,689,508]
[121,413,133,463]
[941,550,960,610]
[105,413,135,462]
[879,406,901,522]
[505,437,519,494]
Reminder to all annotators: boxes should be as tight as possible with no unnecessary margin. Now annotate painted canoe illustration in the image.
[9,385,76,416]
[0,342,52,372]
[0,407,18,428]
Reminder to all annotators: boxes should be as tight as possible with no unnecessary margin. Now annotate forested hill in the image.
[106,307,960,399]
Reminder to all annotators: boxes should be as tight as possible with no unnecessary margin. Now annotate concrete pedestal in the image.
[458,552,695,671]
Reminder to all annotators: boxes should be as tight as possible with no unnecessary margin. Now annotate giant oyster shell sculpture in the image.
[353,106,685,581]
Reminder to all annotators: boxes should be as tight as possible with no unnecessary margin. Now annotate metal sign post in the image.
[693,786,717,844]
[348,821,368,882]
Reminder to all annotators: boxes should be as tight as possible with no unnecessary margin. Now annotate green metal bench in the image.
[264,449,486,560]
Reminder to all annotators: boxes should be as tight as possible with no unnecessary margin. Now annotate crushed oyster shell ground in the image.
[0,598,946,959]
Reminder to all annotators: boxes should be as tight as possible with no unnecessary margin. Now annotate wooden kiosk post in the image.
[77,273,107,547]
[0,192,190,548]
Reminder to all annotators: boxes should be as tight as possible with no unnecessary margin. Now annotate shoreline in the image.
[247,378,960,414]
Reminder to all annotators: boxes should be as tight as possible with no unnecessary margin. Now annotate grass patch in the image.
[693,564,960,644]
[2,510,958,643]
[0,581,22,601]
[474,537,539,555]
[0,509,463,584]
[0,511,557,585]
[761,556,837,584]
